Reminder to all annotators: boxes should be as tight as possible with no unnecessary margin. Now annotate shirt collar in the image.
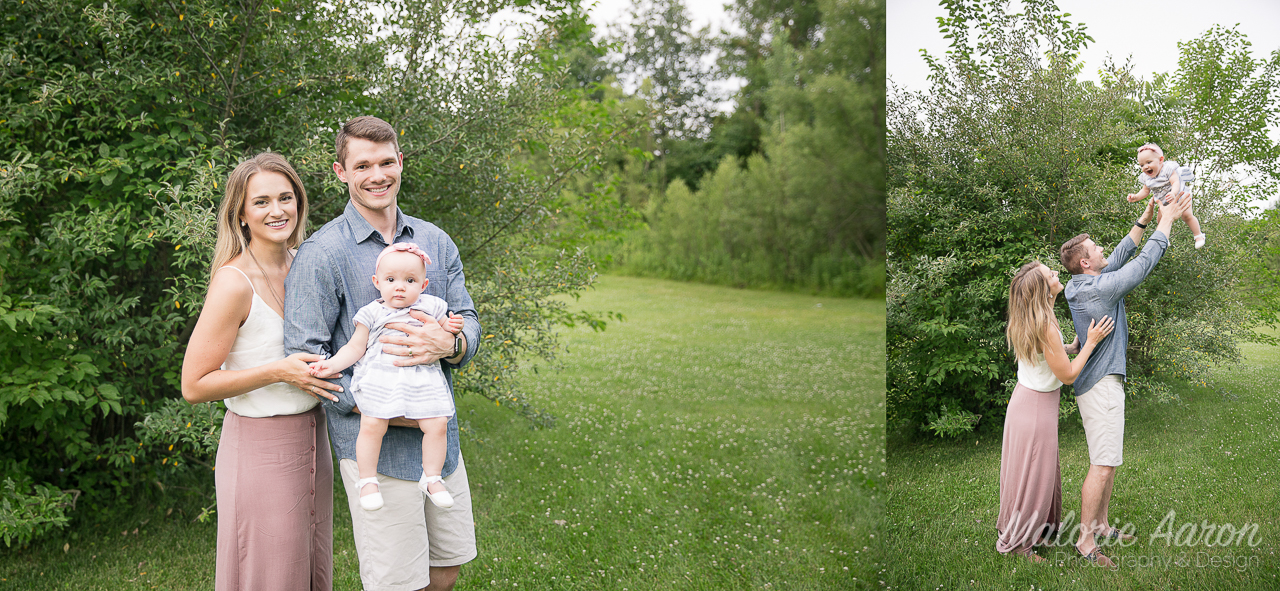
[342,201,414,245]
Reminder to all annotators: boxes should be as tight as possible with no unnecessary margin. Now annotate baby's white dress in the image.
[349,295,455,420]
[1139,160,1195,203]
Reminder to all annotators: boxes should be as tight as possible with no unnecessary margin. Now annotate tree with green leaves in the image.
[604,0,723,195]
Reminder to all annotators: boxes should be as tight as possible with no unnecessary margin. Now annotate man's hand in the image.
[381,309,454,367]
[1065,334,1081,355]
[1139,198,1156,225]
[1155,190,1191,235]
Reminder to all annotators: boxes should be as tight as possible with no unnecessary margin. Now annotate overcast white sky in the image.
[889,0,1280,91]
[587,0,734,36]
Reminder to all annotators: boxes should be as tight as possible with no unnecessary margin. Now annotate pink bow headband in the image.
[376,242,432,271]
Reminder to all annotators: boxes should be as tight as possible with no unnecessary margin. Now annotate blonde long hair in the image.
[210,153,309,278]
[1006,262,1059,364]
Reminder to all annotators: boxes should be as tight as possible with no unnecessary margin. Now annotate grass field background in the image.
[886,331,1280,590]
[0,275,883,590]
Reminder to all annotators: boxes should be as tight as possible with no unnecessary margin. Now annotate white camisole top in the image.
[219,266,318,418]
[1016,328,1064,392]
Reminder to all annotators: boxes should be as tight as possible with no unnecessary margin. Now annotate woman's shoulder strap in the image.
[217,265,257,295]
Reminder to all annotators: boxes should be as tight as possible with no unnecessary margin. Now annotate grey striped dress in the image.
[349,296,455,420]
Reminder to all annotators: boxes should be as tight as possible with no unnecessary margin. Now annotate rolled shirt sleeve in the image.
[440,234,480,368]
[284,241,358,415]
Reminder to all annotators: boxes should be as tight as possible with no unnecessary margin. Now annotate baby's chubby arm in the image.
[1168,169,1182,200]
[308,322,370,379]
[1127,185,1151,203]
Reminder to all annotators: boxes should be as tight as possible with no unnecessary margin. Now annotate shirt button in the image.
[310,446,316,451]
[310,468,315,474]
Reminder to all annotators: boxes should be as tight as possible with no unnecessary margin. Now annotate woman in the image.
[181,153,343,590]
[996,262,1114,564]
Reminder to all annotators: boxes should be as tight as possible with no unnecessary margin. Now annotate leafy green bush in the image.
[924,406,982,439]
[0,479,76,548]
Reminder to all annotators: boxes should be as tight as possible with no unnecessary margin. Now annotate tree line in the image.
[582,0,885,297]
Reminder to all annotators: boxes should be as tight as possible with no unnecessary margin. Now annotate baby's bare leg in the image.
[356,415,390,496]
[1182,208,1203,237]
[418,417,450,493]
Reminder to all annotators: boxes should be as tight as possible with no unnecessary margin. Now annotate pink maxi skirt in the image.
[215,405,333,590]
[995,382,1062,555]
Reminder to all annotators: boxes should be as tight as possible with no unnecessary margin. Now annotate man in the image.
[285,115,480,590]
[1059,191,1190,567]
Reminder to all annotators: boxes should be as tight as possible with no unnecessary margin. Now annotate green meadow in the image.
[886,332,1280,590]
[0,275,883,590]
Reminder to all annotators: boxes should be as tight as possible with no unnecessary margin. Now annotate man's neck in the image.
[355,202,398,243]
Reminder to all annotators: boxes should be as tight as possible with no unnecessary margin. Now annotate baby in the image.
[1126,143,1206,248]
[309,243,463,511]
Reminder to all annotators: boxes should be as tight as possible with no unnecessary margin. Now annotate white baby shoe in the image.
[1194,234,1206,249]
[418,474,454,508]
[356,477,383,511]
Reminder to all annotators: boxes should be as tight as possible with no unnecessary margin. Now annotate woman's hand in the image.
[275,352,343,402]
[1086,316,1115,345]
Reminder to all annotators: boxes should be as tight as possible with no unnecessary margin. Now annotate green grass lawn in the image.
[0,275,883,590]
[886,332,1280,590]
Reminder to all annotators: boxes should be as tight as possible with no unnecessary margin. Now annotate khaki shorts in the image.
[339,456,477,590]
[1077,375,1125,467]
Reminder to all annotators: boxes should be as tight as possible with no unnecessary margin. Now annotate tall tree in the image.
[606,0,720,190]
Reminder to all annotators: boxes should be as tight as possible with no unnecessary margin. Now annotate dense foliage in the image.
[887,0,1280,437]
[605,0,886,297]
[0,0,632,544]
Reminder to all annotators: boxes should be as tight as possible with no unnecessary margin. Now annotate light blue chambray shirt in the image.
[1064,230,1169,397]
[284,201,480,480]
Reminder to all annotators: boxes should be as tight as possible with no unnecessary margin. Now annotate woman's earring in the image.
[240,220,247,227]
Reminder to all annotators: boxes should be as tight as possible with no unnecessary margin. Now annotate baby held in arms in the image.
[1126,142,1205,248]
[308,243,463,511]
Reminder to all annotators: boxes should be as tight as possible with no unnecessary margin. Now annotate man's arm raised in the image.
[1125,198,1156,246]
[1099,191,1190,301]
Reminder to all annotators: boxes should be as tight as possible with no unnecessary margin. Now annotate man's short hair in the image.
[1060,233,1091,275]
[336,116,399,168]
